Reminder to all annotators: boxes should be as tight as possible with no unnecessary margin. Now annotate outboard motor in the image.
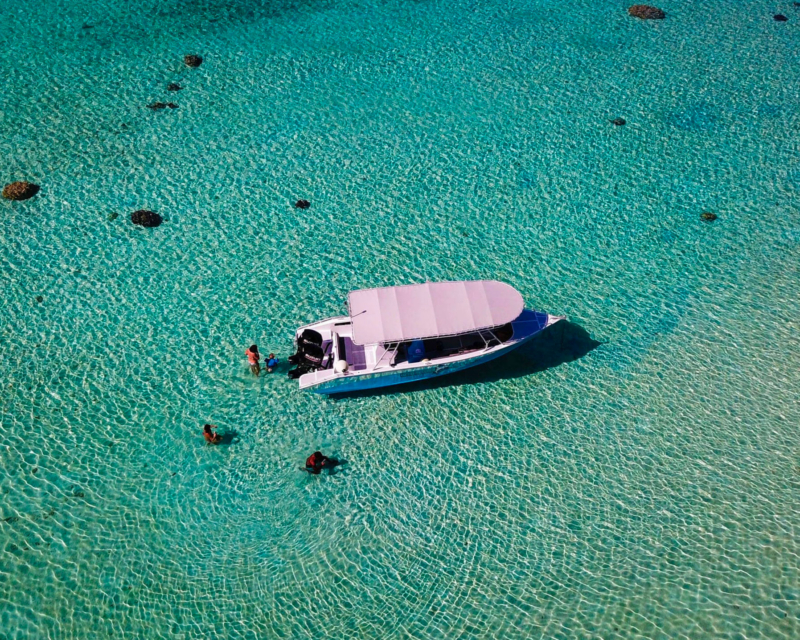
[289,329,323,365]
[301,329,323,346]
[288,329,325,378]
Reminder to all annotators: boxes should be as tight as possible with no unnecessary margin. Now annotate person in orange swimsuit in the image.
[245,345,261,376]
[203,424,221,445]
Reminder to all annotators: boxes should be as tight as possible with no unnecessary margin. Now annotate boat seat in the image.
[336,335,367,371]
[343,337,367,371]
[320,340,333,369]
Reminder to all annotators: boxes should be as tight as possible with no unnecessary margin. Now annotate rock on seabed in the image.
[628,5,666,19]
[184,55,203,68]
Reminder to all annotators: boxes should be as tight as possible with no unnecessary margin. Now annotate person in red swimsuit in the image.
[245,345,261,376]
[203,424,221,445]
[305,451,330,474]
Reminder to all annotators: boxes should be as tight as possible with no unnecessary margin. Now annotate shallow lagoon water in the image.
[1,0,800,637]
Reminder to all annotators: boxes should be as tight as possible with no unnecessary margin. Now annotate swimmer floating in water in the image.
[203,424,221,445]
[245,345,261,376]
[267,353,279,373]
[305,451,330,474]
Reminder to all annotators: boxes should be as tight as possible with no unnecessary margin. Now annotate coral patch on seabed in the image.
[184,55,203,68]
[628,5,666,19]
[130,210,163,227]
[294,199,311,209]
[2,181,39,200]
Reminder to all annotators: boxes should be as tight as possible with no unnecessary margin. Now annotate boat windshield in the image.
[391,325,513,365]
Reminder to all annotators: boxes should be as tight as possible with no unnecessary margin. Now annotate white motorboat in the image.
[287,280,564,395]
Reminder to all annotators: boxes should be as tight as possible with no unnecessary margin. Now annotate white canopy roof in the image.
[347,280,524,345]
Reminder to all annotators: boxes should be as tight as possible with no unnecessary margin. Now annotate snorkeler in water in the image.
[203,424,221,445]
[305,451,330,474]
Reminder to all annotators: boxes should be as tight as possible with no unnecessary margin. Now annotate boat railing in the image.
[374,342,399,371]
[294,315,349,335]
[478,329,501,350]
[379,332,504,369]
[331,332,341,368]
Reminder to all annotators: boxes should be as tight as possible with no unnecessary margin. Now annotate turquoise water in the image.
[2,0,800,636]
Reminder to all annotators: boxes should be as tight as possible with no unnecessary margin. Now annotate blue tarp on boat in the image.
[407,340,426,363]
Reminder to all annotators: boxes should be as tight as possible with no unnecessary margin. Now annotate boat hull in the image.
[311,328,543,395]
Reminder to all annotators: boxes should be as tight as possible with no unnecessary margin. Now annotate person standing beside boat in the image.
[245,345,261,376]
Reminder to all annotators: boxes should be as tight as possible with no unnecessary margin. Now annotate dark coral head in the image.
[628,5,666,19]
[2,181,40,201]
[131,210,163,227]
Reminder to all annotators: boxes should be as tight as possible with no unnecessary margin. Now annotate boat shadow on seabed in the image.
[332,320,601,400]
